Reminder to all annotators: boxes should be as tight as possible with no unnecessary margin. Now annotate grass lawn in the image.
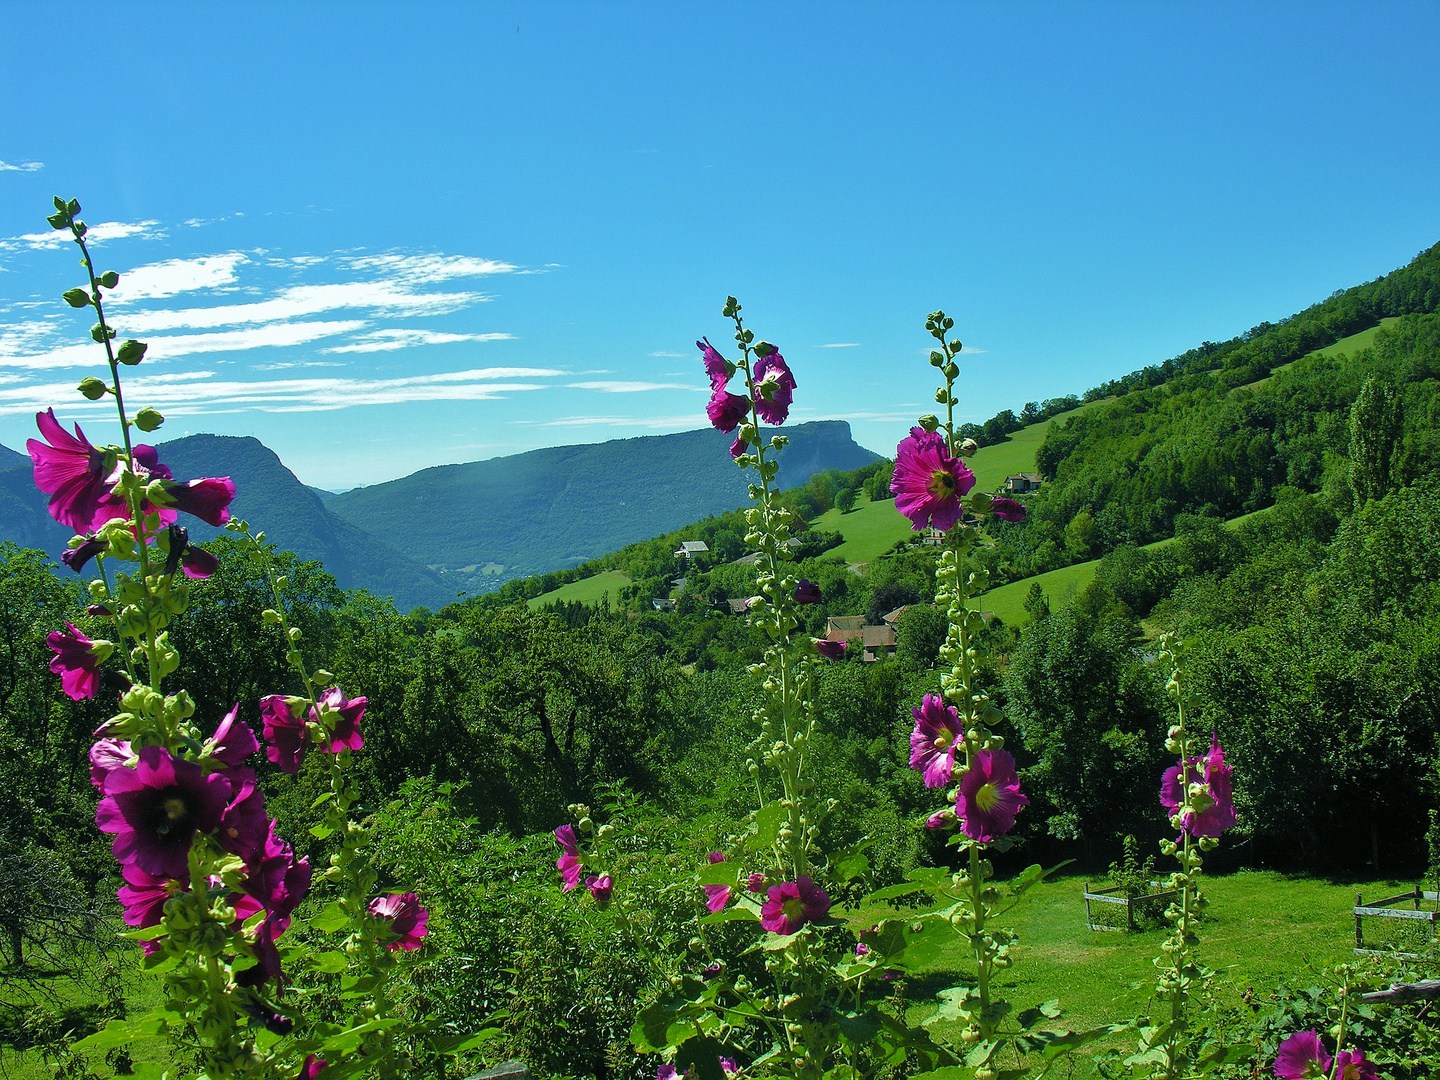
[1240,317,1403,390]
[854,869,1414,1052]
[526,568,632,610]
[809,493,916,563]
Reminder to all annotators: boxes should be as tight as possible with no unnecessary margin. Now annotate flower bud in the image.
[916,413,941,432]
[77,376,108,400]
[958,437,979,457]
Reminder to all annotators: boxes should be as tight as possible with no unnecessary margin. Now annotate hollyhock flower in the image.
[89,738,132,790]
[1274,1030,1331,1078]
[854,941,870,956]
[117,864,186,929]
[585,874,614,908]
[697,337,734,391]
[707,851,727,864]
[1160,732,1237,838]
[218,775,269,864]
[752,353,796,425]
[955,749,1028,843]
[1332,1049,1377,1080]
[300,1056,327,1080]
[241,820,312,921]
[707,389,750,433]
[925,808,957,830]
[237,914,289,987]
[96,746,232,879]
[181,545,219,578]
[260,695,310,774]
[311,687,365,753]
[369,891,429,949]
[27,409,114,533]
[61,536,107,574]
[555,824,583,890]
[720,1058,739,1078]
[90,443,177,530]
[238,996,294,1036]
[814,638,846,660]
[990,497,1026,523]
[794,579,822,605]
[210,705,260,768]
[890,427,976,532]
[747,872,766,893]
[761,876,831,934]
[48,622,111,701]
[657,1067,679,1080]
[701,961,724,979]
[704,883,731,913]
[154,476,236,527]
[909,693,964,789]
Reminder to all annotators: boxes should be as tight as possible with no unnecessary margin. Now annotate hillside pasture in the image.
[808,493,914,563]
[526,568,633,611]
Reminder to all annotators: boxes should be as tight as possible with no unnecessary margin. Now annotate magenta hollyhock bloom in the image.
[704,883,731,913]
[555,824,583,890]
[1274,1030,1331,1078]
[1161,733,1237,838]
[218,775,269,864]
[311,687,365,752]
[760,876,831,934]
[794,579,822,605]
[1332,1049,1377,1080]
[239,821,311,931]
[707,389,750,433]
[814,638,846,660]
[48,622,109,701]
[657,1067,678,1080]
[96,746,232,879]
[369,891,429,949]
[211,705,260,768]
[160,476,236,527]
[89,738,132,790]
[955,749,1029,842]
[697,337,734,391]
[61,536,107,574]
[259,695,310,774]
[890,427,976,532]
[585,874,614,908]
[909,693,964,789]
[27,409,114,533]
[237,913,289,987]
[752,353,796,425]
[300,1055,327,1080]
[720,1058,739,1077]
[707,851,726,864]
[925,808,956,830]
[117,864,186,929]
[747,872,766,893]
[990,497,1026,522]
[181,545,219,578]
[729,434,749,459]
[854,941,870,956]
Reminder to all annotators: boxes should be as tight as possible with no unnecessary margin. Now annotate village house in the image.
[825,615,867,643]
[860,624,897,662]
[674,540,710,558]
[1004,472,1044,494]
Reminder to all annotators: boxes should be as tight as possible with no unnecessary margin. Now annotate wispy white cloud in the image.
[344,252,517,283]
[107,253,249,302]
[820,342,860,348]
[565,380,703,393]
[536,414,701,429]
[0,367,560,417]
[0,319,367,370]
[321,328,515,354]
[0,220,164,252]
[252,360,347,371]
[649,350,686,357]
[0,160,43,172]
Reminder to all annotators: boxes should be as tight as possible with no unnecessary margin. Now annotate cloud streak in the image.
[0,220,164,252]
[0,160,43,172]
[108,253,249,302]
[321,329,515,354]
[565,380,703,393]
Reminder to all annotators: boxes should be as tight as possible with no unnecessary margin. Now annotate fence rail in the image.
[1353,887,1440,956]
[1083,882,1180,933]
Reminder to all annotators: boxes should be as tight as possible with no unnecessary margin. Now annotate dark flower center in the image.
[147,787,195,841]
[927,469,955,498]
[783,897,805,924]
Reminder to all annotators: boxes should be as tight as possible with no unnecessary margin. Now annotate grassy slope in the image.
[527,568,633,611]
[975,508,1270,624]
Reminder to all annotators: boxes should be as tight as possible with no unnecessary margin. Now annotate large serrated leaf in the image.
[631,1001,679,1052]
[72,1013,167,1051]
[309,950,349,973]
[310,902,349,933]
[696,861,741,887]
[835,1009,882,1046]
[748,803,784,851]
[699,903,759,925]
[430,1027,502,1054]
[1192,1042,1255,1073]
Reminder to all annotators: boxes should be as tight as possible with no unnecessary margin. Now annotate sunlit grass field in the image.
[527,568,633,610]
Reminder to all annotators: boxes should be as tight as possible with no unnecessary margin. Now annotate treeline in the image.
[1081,240,1440,399]
[957,395,1081,448]
[966,311,1440,586]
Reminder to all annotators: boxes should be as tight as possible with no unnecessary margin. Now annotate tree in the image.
[835,487,857,513]
[1023,581,1049,623]
[1064,510,1099,561]
[1349,375,1402,506]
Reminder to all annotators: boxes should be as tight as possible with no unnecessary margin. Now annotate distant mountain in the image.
[154,435,454,611]
[307,486,338,502]
[0,441,74,552]
[325,420,878,594]
[0,442,27,471]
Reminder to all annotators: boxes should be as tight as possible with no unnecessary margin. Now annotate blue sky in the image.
[2,2,1437,490]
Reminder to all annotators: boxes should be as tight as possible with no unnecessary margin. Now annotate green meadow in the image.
[527,568,633,610]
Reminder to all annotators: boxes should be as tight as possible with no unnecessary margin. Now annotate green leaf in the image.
[675,1036,728,1080]
[309,950,349,973]
[909,1068,972,1080]
[310,901,350,933]
[116,338,148,365]
[72,1013,167,1051]
[1192,1042,1255,1074]
[630,1000,679,1053]
[430,1027,502,1054]
[63,288,90,308]
[318,1017,403,1055]
[311,790,336,809]
[835,1009,883,1046]
[310,823,335,840]
[696,860,740,887]
[119,923,170,941]
[864,881,932,902]
[1017,1022,1135,1061]
[747,802,784,851]
[47,212,69,229]
[698,903,758,925]
[832,851,870,883]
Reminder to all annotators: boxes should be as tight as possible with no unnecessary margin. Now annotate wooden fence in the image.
[1353,887,1440,956]
[1082,881,1180,933]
